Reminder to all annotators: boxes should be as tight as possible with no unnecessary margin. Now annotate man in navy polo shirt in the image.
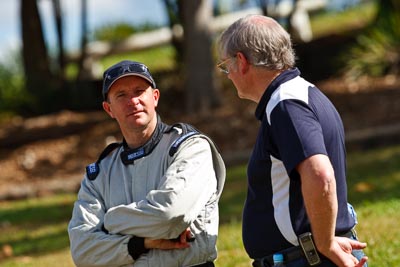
[217,15,368,267]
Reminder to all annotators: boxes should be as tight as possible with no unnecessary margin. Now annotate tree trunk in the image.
[52,0,66,83]
[161,0,185,67]
[76,0,89,80]
[21,0,54,105]
[182,0,220,114]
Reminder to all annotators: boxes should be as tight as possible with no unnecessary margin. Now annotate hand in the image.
[321,236,368,267]
[144,228,192,250]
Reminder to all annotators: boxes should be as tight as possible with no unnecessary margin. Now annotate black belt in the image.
[192,262,214,267]
[253,230,355,267]
[253,246,304,267]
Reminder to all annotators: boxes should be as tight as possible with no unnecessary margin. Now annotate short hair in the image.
[218,14,295,70]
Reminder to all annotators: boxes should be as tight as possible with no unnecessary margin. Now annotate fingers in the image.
[178,228,191,243]
[355,256,368,267]
[186,230,196,242]
[170,239,190,249]
[179,230,187,243]
[349,239,367,250]
[159,239,190,250]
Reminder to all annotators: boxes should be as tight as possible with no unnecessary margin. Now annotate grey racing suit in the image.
[68,123,226,267]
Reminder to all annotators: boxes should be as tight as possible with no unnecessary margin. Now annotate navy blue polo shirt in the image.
[242,68,355,259]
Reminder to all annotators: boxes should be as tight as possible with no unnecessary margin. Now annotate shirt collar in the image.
[255,68,301,121]
[120,114,168,165]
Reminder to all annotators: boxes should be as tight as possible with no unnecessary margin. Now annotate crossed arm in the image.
[68,138,217,266]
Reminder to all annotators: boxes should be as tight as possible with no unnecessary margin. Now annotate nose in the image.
[130,95,140,105]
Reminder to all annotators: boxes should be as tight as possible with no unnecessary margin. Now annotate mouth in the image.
[127,110,144,117]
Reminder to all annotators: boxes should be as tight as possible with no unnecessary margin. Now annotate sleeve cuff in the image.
[127,236,150,260]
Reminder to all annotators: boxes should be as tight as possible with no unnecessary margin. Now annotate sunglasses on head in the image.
[104,63,150,88]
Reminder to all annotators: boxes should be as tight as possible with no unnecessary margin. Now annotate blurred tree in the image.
[76,0,88,80]
[182,0,220,113]
[162,0,184,64]
[21,0,65,113]
[21,0,54,104]
[52,0,66,83]
[0,55,29,112]
[162,0,220,114]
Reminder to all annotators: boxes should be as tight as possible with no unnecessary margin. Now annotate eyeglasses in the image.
[216,57,234,74]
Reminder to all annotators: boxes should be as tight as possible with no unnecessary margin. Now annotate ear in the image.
[153,89,160,108]
[236,52,250,74]
[102,101,115,118]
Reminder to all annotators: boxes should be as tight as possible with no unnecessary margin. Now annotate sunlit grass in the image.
[216,220,252,267]
[0,248,74,267]
[310,1,377,38]
[65,45,176,79]
[356,200,400,266]
[99,45,176,73]
[1,146,400,266]
[346,145,400,204]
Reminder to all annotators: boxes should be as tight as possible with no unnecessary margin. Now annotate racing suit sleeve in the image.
[68,177,135,267]
[103,136,218,239]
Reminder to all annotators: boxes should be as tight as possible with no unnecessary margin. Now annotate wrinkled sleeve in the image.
[103,137,218,239]
[68,177,133,267]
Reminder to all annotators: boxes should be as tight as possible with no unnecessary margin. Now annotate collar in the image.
[120,115,168,165]
[255,68,301,121]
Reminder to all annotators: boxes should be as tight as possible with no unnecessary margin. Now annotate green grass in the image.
[65,45,176,79]
[310,1,377,38]
[98,45,177,73]
[1,144,400,266]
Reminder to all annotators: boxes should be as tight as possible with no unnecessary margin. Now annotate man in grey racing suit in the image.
[68,60,226,267]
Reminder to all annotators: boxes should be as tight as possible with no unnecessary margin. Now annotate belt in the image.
[253,246,304,267]
[253,229,355,267]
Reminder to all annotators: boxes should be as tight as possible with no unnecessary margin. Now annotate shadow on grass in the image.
[346,145,400,205]
[8,228,70,257]
[0,196,74,259]
[0,200,74,227]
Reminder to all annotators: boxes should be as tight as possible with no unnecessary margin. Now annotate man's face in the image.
[102,76,160,133]
[219,53,252,101]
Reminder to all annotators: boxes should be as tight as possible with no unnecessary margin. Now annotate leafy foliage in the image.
[0,55,32,114]
[342,1,400,79]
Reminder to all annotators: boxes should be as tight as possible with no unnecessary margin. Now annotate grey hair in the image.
[218,14,295,70]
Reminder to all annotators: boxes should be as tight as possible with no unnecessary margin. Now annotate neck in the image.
[123,115,158,149]
[252,68,283,103]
